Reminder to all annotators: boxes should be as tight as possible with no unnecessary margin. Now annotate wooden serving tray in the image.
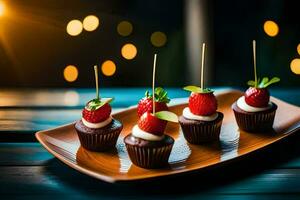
[36,90,300,183]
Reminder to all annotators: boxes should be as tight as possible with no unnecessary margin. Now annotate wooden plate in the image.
[36,90,300,183]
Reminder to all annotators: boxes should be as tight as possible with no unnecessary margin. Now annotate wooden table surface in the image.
[0,87,300,200]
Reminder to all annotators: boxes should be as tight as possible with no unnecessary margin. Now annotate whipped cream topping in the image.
[182,107,218,121]
[237,96,272,112]
[131,125,164,141]
[82,116,113,129]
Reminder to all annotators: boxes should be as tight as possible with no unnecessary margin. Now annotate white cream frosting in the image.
[82,116,113,129]
[182,107,218,121]
[131,125,164,141]
[237,96,272,112]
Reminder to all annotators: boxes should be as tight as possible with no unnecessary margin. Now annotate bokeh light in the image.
[64,91,80,106]
[263,20,279,37]
[64,65,78,82]
[117,21,133,36]
[121,43,137,60]
[0,1,5,16]
[150,31,167,47]
[66,20,83,36]
[83,15,99,32]
[297,44,300,56]
[101,60,116,76]
[290,58,300,75]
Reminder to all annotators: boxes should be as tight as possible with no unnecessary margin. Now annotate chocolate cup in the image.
[179,112,224,144]
[232,101,277,133]
[124,134,174,169]
[75,119,123,152]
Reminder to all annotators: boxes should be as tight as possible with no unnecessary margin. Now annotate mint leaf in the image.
[248,76,280,88]
[258,77,269,88]
[86,97,114,111]
[183,85,213,93]
[155,111,178,123]
[247,80,256,87]
[262,77,280,88]
[144,87,170,103]
[183,85,201,93]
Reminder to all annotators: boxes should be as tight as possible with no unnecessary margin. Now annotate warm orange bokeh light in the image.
[150,31,167,47]
[64,65,79,82]
[297,44,300,56]
[263,20,279,37]
[290,58,300,75]
[66,20,83,36]
[117,21,133,36]
[121,43,137,60]
[101,60,116,76]
[83,15,99,32]
[0,1,5,16]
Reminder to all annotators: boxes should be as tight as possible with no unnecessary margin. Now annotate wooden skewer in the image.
[94,65,100,99]
[201,43,206,90]
[152,54,157,114]
[252,40,257,87]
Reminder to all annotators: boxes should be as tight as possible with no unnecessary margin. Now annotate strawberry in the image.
[82,99,112,123]
[138,112,167,136]
[245,87,269,107]
[137,98,168,118]
[245,77,280,107]
[137,87,170,118]
[188,92,217,116]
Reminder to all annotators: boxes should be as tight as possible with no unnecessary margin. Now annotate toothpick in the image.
[94,65,100,100]
[252,40,257,87]
[201,43,206,90]
[152,54,157,114]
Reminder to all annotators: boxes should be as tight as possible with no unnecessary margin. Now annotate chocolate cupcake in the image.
[124,133,174,168]
[124,110,178,169]
[232,100,277,132]
[179,87,223,144]
[179,112,223,143]
[232,40,280,133]
[75,118,122,151]
[232,88,278,132]
[74,65,123,151]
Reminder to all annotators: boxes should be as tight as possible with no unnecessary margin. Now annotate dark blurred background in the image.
[0,0,299,88]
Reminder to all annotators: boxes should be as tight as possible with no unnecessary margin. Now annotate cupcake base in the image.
[232,101,277,133]
[179,112,224,144]
[124,134,174,169]
[75,119,123,152]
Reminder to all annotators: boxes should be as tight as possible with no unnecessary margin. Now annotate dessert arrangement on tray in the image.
[36,40,300,182]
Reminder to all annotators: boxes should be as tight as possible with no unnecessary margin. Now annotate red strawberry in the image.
[138,112,167,136]
[245,87,270,107]
[82,103,111,123]
[137,98,168,118]
[137,88,170,117]
[189,92,217,116]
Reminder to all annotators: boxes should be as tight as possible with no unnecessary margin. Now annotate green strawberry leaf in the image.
[155,111,178,123]
[86,97,114,111]
[183,85,214,93]
[247,76,280,88]
[247,80,256,87]
[145,90,150,98]
[145,87,170,103]
[258,77,269,88]
[262,77,280,88]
